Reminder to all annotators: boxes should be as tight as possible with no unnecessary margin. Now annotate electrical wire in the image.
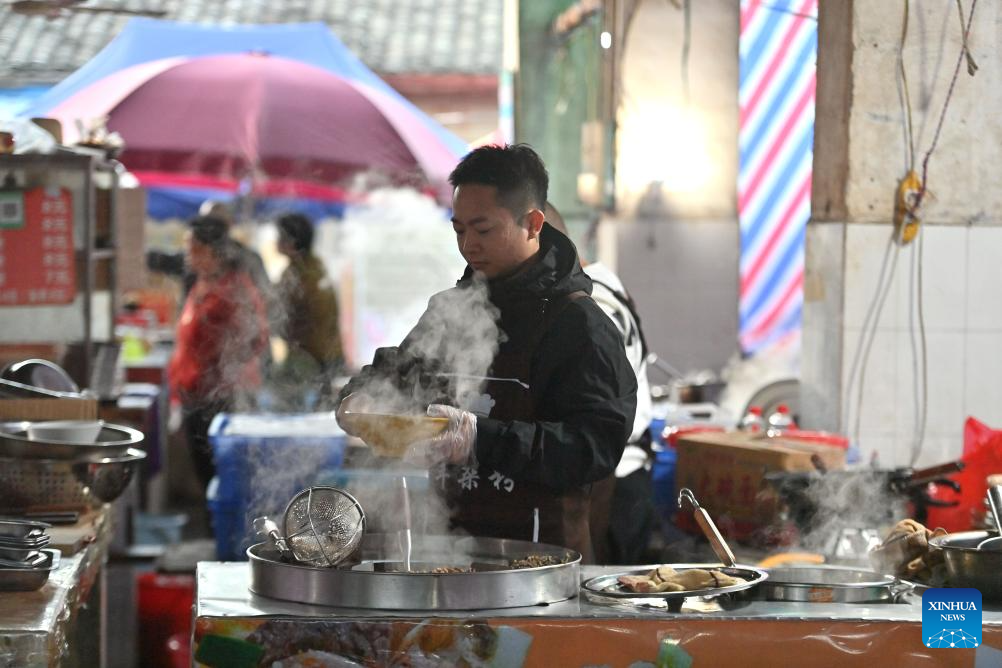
[911,0,978,216]
[897,0,915,171]
[848,0,977,465]
[847,234,900,451]
[911,229,929,466]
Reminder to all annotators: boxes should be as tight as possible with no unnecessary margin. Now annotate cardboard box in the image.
[674,430,846,530]
[0,397,98,421]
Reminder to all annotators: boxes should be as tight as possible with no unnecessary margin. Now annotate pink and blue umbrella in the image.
[48,52,462,218]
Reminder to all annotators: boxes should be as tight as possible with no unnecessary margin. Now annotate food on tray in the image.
[338,412,448,458]
[429,566,472,574]
[616,565,743,593]
[508,554,565,569]
[870,518,948,582]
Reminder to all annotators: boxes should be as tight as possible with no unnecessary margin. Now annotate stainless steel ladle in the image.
[678,487,737,567]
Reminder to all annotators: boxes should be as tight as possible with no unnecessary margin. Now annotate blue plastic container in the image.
[207,413,347,560]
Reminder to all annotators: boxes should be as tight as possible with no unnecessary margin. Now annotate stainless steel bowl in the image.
[0,448,146,509]
[0,421,143,459]
[929,531,1002,601]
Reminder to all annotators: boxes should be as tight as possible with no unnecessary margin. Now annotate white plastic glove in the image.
[407,404,477,465]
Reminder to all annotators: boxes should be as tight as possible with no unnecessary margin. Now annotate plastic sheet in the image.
[194,562,1002,667]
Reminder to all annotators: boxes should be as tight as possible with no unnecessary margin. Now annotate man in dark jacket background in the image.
[335,144,637,562]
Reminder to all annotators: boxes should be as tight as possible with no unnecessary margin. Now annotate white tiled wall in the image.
[839,223,1002,467]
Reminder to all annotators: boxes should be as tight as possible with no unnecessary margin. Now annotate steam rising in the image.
[791,469,906,557]
[176,186,514,553]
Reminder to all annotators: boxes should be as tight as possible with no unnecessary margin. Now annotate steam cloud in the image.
[794,469,907,558]
[183,186,512,557]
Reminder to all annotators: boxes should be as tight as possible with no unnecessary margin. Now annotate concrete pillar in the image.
[805,0,1002,466]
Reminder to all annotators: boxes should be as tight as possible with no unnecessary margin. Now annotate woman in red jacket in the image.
[169,215,269,489]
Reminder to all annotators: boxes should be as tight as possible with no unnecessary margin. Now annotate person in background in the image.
[273,213,344,407]
[168,215,270,490]
[335,144,637,563]
[147,202,268,296]
[545,202,655,565]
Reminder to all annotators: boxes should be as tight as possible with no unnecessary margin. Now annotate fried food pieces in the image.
[617,565,743,594]
[870,519,948,582]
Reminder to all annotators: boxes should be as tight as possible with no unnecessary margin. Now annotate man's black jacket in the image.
[338,224,638,492]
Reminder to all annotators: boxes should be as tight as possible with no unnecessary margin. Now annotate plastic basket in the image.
[207,413,347,560]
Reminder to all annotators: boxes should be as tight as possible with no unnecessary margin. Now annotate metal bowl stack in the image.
[929,531,1002,601]
[0,519,61,592]
[0,421,146,510]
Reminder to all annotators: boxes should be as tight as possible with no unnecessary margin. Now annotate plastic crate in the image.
[207,413,347,560]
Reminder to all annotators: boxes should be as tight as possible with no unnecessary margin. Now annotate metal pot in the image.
[757,565,906,603]
[248,534,581,610]
[0,421,143,459]
[929,531,1002,601]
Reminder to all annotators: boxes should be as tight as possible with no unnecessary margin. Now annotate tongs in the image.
[678,488,736,567]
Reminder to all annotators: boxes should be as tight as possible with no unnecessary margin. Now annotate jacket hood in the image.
[457,223,592,302]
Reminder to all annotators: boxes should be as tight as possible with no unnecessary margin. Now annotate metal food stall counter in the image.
[194,561,1002,667]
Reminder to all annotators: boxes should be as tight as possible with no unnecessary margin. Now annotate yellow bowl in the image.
[339,412,448,458]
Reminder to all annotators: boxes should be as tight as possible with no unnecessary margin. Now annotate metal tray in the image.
[757,565,907,603]
[0,518,50,539]
[0,549,60,592]
[0,544,42,562]
[0,422,143,459]
[0,534,51,550]
[581,563,768,606]
[248,534,581,610]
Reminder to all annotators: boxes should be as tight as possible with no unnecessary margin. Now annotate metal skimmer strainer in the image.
[280,486,366,568]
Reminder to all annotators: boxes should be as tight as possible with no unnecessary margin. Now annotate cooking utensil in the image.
[929,531,1002,601]
[1,359,79,393]
[678,487,736,566]
[757,565,906,603]
[20,510,79,525]
[581,564,768,612]
[281,486,366,568]
[0,550,47,569]
[0,447,146,509]
[399,477,412,572]
[0,518,50,539]
[26,420,105,444]
[0,421,143,459]
[977,485,1002,550]
[0,543,42,562]
[337,411,448,458]
[0,378,85,400]
[252,517,292,560]
[0,535,50,550]
[248,534,581,609]
[0,549,60,592]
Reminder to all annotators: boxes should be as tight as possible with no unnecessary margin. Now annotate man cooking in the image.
[335,144,637,562]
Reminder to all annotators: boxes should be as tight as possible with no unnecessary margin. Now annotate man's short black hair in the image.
[190,215,230,248]
[277,213,314,253]
[448,144,549,220]
[189,215,239,269]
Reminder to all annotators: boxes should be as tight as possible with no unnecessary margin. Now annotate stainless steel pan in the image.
[757,565,908,603]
